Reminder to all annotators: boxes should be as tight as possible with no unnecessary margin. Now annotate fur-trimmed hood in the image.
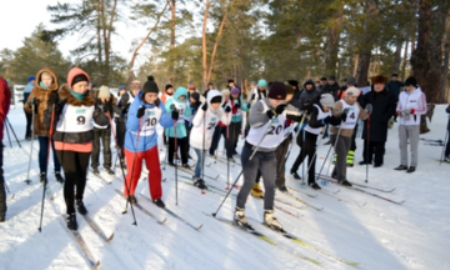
[34,67,59,92]
[59,84,95,107]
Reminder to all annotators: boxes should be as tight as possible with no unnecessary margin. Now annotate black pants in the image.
[362,140,386,165]
[237,146,276,210]
[169,137,188,164]
[275,137,291,187]
[185,123,192,155]
[209,125,233,158]
[24,108,32,139]
[350,123,358,152]
[115,118,126,159]
[92,128,112,169]
[230,121,241,151]
[56,150,90,214]
[291,132,318,184]
[0,144,6,216]
[445,134,450,157]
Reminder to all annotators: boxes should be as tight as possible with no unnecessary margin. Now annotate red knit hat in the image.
[67,67,90,88]
[268,81,287,100]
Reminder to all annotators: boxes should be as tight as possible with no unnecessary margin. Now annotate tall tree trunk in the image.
[126,1,169,86]
[401,38,410,81]
[96,1,103,64]
[169,0,176,84]
[100,0,109,85]
[324,26,340,77]
[410,0,450,133]
[202,0,211,90]
[392,37,403,75]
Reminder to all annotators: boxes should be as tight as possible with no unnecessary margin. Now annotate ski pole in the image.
[304,127,326,181]
[121,115,141,226]
[284,111,306,161]
[25,102,36,184]
[6,117,21,148]
[365,115,370,183]
[212,117,276,217]
[226,113,230,189]
[38,104,55,232]
[301,128,307,181]
[316,120,344,182]
[201,111,206,185]
[174,123,178,206]
[439,129,449,165]
[4,118,12,148]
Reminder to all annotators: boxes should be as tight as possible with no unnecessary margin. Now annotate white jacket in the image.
[189,90,230,150]
[396,87,427,126]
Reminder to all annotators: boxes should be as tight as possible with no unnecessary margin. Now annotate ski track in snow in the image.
[1,104,450,270]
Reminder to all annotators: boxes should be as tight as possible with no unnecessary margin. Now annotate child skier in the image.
[209,89,234,160]
[91,85,120,175]
[189,90,231,189]
[165,87,192,168]
[229,87,248,154]
[24,68,64,184]
[123,76,174,207]
[235,81,288,230]
[45,67,94,230]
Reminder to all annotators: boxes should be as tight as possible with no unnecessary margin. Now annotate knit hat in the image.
[285,84,295,96]
[304,79,315,87]
[346,86,360,97]
[188,84,196,90]
[371,75,388,85]
[118,85,126,90]
[268,81,287,100]
[346,76,356,85]
[27,76,36,82]
[230,87,240,95]
[67,67,90,88]
[257,79,268,88]
[320,94,335,107]
[328,76,336,81]
[221,89,230,96]
[405,76,418,88]
[142,75,159,98]
[191,92,200,102]
[320,77,327,81]
[98,85,111,98]
[287,80,299,88]
[210,96,222,104]
[228,79,235,84]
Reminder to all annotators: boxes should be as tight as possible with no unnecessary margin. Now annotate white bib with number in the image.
[305,104,331,135]
[339,100,360,130]
[246,100,286,149]
[173,102,187,124]
[56,104,94,133]
[136,106,162,136]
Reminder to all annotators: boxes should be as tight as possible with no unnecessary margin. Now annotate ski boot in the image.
[92,167,100,174]
[347,151,354,167]
[194,178,207,190]
[40,172,47,184]
[105,168,115,175]
[55,171,64,183]
[251,182,264,198]
[277,185,288,193]
[394,165,408,171]
[339,179,352,187]
[181,163,191,169]
[127,195,138,204]
[66,213,78,231]
[308,181,321,190]
[290,170,301,180]
[76,200,88,215]
[0,212,5,222]
[264,210,283,231]
[234,207,250,228]
[406,166,416,173]
[153,199,165,208]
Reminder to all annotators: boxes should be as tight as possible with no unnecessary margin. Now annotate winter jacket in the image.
[164,87,192,138]
[93,91,121,130]
[230,96,248,123]
[396,87,427,126]
[247,89,268,108]
[189,90,230,150]
[320,82,340,101]
[447,105,450,131]
[116,91,137,120]
[160,91,173,104]
[24,68,59,137]
[124,91,173,153]
[386,80,405,100]
[330,99,369,138]
[0,77,11,141]
[299,80,320,111]
[359,87,397,142]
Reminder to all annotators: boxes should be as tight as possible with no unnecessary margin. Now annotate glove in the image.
[234,103,240,109]
[365,104,373,114]
[171,109,179,120]
[340,111,347,122]
[170,104,176,111]
[275,104,287,115]
[201,103,208,111]
[410,108,415,114]
[266,110,275,119]
[323,116,332,124]
[28,97,36,106]
[225,106,232,113]
[48,92,59,106]
[104,101,112,113]
[137,106,146,118]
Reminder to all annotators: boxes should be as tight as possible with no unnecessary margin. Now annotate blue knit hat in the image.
[118,85,126,90]
[257,79,268,88]
[27,76,36,82]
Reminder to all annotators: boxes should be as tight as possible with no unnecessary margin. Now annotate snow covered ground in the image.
[1,104,449,270]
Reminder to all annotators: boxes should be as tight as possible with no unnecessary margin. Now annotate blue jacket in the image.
[231,96,248,123]
[124,91,173,152]
[23,82,34,93]
[164,87,192,138]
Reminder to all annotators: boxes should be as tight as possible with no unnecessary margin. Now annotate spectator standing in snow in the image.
[0,77,11,222]
[394,76,427,173]
[23,76,35,140]
[386,73,405,101]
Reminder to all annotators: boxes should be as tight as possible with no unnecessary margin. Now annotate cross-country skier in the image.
[189,90,230,189]
[0,77,11,222]
[235,81,289,230]
[123,76,174,207]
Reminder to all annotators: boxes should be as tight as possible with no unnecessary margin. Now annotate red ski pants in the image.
[124,146,162,199]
